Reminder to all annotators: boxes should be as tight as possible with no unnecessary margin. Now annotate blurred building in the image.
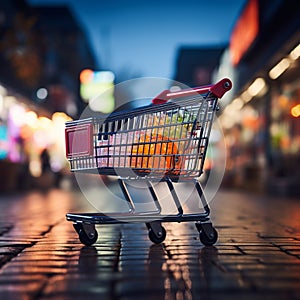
[214,0,300,195]
[31,4,96,116]
[0,0,97,191]
[174,46,225,87]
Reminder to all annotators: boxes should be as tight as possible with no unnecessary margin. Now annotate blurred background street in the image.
[0,0,300,299]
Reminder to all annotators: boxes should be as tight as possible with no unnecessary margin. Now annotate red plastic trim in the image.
[210,78,233,98]
[65,123,93,158]
[152,78,232,104]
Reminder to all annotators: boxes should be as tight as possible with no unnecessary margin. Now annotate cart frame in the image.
[65,78,232,246]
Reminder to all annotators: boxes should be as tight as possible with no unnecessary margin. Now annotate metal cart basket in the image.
[65,78,232,246]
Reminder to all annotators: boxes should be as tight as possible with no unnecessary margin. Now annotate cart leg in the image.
[145,180,162,213]
[146,221,166,244]
[118,178,135,213]
[165,177,183,216]
[194,179,210,215]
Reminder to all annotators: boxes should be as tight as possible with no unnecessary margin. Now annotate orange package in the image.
[131,134,183,172]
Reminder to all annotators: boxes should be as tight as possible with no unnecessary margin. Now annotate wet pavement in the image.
[0,182,300,300]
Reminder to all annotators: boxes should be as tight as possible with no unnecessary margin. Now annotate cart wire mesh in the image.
[66,91,219,181]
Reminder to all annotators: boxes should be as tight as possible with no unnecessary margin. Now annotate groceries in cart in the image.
[95,109,194,175]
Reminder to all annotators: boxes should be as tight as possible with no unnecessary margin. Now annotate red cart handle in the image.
[152,78,232,104]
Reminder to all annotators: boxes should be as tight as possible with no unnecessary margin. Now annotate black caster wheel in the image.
[148,226,166,244]
[199,227,218,246]
[73,223,98,246]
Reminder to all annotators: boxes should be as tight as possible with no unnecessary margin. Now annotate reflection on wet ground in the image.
[0,188,300,299]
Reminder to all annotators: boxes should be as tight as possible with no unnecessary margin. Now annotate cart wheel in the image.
[73,223,98,246]
[199,227,218,246]
[148,226,166,244]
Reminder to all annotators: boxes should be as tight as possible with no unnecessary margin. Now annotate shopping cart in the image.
[65,78,232,246]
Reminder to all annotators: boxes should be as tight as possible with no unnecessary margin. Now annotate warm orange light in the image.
[230,0,259,66]
[291,104,300,117]
[79,69,93,83]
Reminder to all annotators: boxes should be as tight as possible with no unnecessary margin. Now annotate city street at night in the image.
[1,0,300,299]
[0,183,300,300]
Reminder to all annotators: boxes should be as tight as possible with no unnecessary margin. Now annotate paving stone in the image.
[1,189,300,299]
[0,246,24,255]
[0,281,45,296]
[0,254,15,268]
[0,274,47,283]
[0,291,32,300]
[0,241,33,247]
[0,264,69,276]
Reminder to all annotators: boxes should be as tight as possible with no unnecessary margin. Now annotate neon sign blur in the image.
[80,69,115,113]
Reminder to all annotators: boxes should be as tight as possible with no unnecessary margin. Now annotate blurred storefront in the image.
[214,0,300,195]
[0,83,72,191]
[0,0,97,191]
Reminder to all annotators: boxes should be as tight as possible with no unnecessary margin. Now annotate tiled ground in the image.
[0,186,300,300]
